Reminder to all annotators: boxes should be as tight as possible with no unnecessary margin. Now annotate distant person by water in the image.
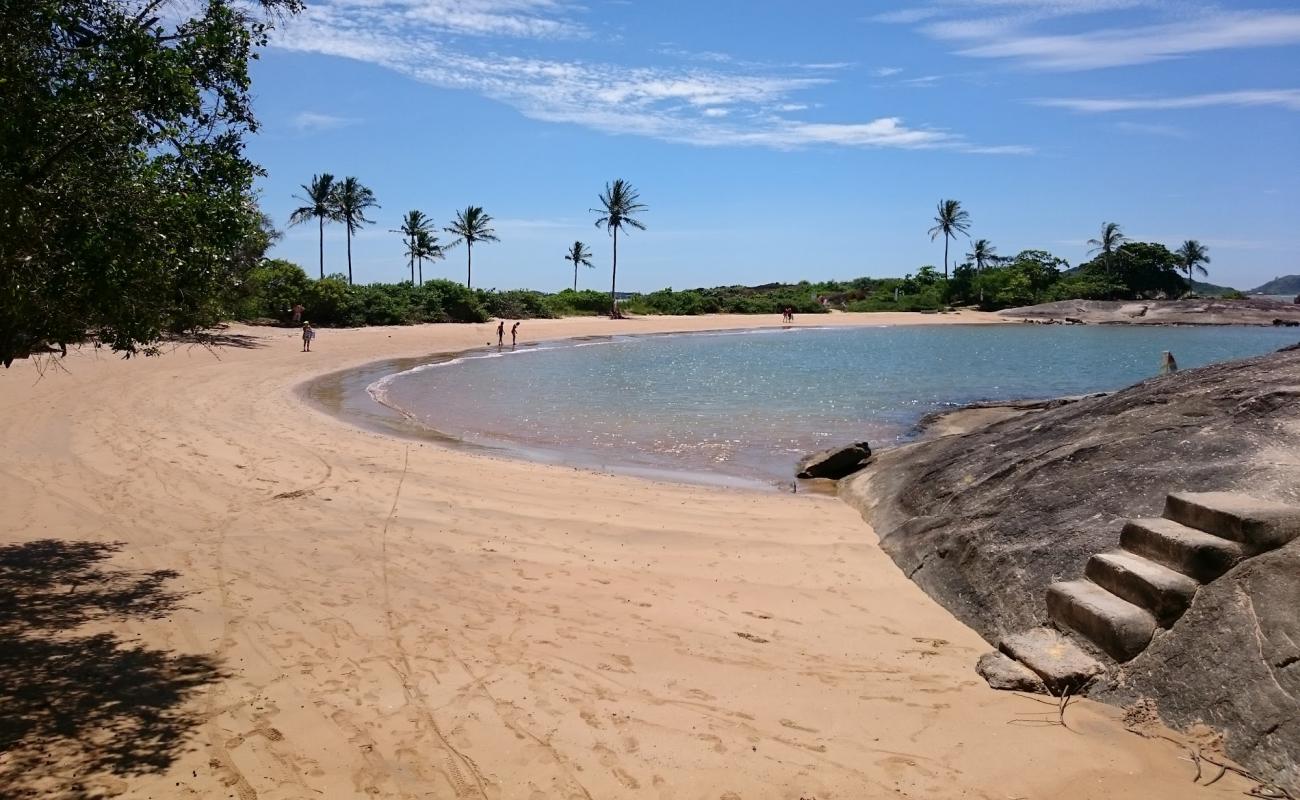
[511,321,520,348]
[1160,351,1178,374]
[302,322,315,352]
[291,303,304,323]
[497,320,505,347]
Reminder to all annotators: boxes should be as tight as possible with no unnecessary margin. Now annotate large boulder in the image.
[840,345,1300,790]
[796,441,871,480]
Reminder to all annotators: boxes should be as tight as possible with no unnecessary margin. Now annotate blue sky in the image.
[252,0,1300,291]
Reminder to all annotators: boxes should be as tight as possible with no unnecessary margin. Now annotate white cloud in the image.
[273,4,1027,154]
[1114,121,1187,138]
[872,66,904,77]
[292,111,359,131]
[1036,89,1300,112]
[875,4,1300,71]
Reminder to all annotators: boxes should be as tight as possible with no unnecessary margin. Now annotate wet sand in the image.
[0,312,1247,799]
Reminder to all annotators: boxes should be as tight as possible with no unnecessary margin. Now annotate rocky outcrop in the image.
[796,441,871,479]
[839,345,1300,790]
[1000,298,1300,326]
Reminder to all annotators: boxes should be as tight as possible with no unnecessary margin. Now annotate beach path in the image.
[0,314,1245,799]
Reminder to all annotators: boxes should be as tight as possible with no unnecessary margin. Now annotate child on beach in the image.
[302,322,315,352]
[511,321,520,347]
[497,320,505,346]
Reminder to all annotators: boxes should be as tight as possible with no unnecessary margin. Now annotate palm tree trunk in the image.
[418,257,423,286]
[610,227,619,317]
[574,264,578,292]
[346,228,353,285]
[943,235,950,280]
[318,216,325,280]
[466,242,473,288]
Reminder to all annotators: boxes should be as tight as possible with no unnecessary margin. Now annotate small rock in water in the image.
[796,441,872,480]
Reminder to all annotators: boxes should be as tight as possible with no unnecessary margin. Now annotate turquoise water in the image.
[373,325,1298,487]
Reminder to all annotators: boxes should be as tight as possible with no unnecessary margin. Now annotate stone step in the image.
[1120,518,1244,583]
[1046,580,1156,662]
[998,627,1104,694]
[1164,491,1300,553]
[1085,550,1200,627]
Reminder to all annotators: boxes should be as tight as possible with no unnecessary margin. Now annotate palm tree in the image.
[564,241,594,291]
[331,177,379,285]
[1176,240,1211,294]
[288,173,338,279]
[443,206,498,289]
[413,229,445,285]
[927,199,971,280]
[1087,222,1127,276]
[399,210,432,283]
[966,238,998,303]
[593,179,647,317]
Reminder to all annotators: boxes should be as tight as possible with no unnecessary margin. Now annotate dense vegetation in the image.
[1,0,301,366]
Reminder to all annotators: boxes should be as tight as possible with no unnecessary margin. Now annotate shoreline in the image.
[0,311,1251,799]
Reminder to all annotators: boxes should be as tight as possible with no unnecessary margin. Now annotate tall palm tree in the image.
[331,177,379,285]
[927,199,971,280]
[966,238,997,303]
[564,241,594,291]
[1087,222,1127,276]
[443,206,498,289]
[399,210,432,284]
[593,179,647,317]
[413,229,445,286]
[288,173,338,279]
[1176,240,1211,294]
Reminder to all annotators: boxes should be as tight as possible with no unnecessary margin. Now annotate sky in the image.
[252,0,1300,292]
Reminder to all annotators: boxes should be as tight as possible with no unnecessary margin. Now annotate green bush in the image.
[477,289,555,320]
[542,289,612,316]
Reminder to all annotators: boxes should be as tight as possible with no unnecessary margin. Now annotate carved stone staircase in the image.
[980,492,1300,692]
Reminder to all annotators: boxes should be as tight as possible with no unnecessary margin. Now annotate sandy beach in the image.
[0,311,1248,799]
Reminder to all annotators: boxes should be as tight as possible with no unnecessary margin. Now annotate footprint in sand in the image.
[779,719,819,734]
[735,632,769,644]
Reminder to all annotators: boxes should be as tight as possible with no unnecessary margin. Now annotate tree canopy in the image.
[1,0,301,366]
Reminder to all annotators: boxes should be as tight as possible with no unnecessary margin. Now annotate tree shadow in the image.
[0,540,224,799]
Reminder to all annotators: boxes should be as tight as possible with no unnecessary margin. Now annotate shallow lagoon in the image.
[373,324,1299,487]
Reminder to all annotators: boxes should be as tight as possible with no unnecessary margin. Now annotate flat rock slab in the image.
[976,651,1046,693]
[1164,491,1300,552]
[999,628,1104,694]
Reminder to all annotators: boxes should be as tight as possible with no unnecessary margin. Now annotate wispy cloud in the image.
[1114,121,1187,138]
[872,66,904,77]
[292,111,360,131]
[1035,89,1300,112]
[875,4,1300,70]
[274,3,1026,153]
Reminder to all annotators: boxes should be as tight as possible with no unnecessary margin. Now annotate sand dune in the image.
[0,313,1246,799]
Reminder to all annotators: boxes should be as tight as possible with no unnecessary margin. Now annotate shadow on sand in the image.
[0,540,223,798]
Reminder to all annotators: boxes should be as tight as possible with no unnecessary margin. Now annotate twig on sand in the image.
[1162,737,1296,799]
[1007,686,1078,732]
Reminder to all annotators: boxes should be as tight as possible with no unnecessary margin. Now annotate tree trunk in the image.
[610,227,619,317]
[943,234,949,280]
[418,257,423,286]
[466,241,473,288]
[573,263,578,292]
[346,227,353,285]
[318,216,325,280]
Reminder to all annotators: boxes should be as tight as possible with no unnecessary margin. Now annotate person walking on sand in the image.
[302,322,316,352]
[497,320,505,347]
[511,321,520,348]
[291,302,305,323]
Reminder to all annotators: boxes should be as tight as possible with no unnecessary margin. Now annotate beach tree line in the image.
[285,177,647,316]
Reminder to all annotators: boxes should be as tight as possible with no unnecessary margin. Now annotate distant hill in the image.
[1190,280,1239,297]
[1249,275,1300,295]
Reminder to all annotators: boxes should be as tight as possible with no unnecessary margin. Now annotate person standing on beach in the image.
[511,321,520,348]
[302,322,315,352]
[496,320,505,346]
[291,303,305,323]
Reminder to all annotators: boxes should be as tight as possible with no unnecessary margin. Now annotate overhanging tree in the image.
[0,0,303,366]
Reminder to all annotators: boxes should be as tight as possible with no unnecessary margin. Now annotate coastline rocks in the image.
[839,345,1300,791]
[796,441,872,480]
[1000,298,1300,326]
